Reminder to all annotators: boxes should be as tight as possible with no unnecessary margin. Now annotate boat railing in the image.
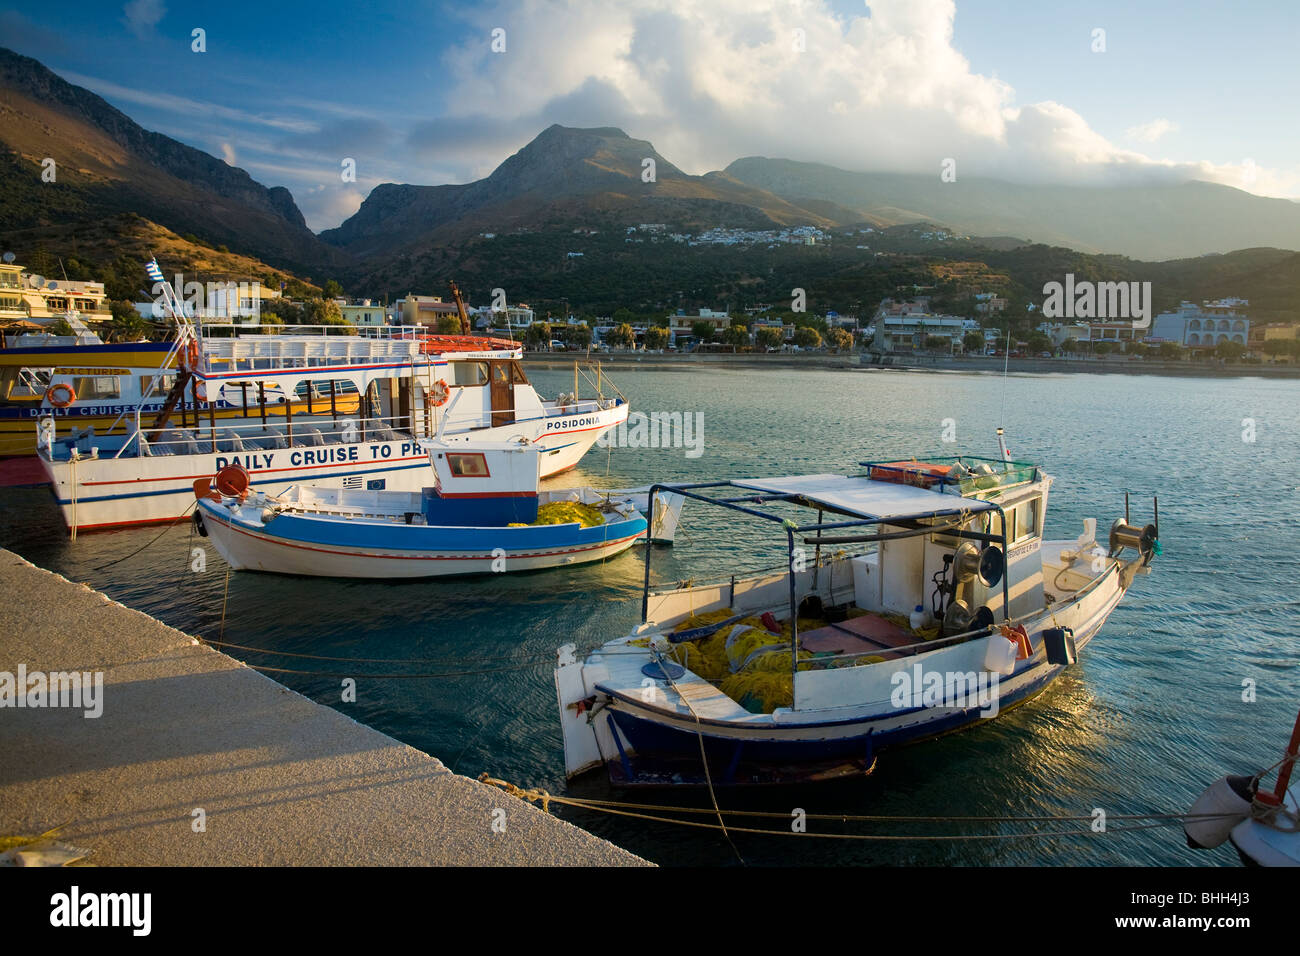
[97,410,419,459]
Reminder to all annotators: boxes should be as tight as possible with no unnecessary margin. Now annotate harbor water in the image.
[2,365,1297,866]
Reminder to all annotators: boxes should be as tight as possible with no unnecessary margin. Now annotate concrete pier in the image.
[0,549,647,866]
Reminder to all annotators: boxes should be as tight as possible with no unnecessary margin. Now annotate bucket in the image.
[1184,775,1255,849]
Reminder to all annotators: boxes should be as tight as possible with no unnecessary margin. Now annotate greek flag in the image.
[145,259,164,282]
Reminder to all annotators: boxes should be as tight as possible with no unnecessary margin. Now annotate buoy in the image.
[429,379,450,407]
[45,384,75,408]
[1184,775,1255,849]
[213,462,251,501]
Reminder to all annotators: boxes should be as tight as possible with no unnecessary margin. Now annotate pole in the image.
[787,527,799,707]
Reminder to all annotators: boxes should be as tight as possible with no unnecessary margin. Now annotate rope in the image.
[199,637,557,668]
[89,499,197,572]
[475,775,1240,841]
[222,660,549,679]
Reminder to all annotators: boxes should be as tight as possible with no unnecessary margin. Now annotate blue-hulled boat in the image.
[194,437,682,578]
[556,440,1159,787]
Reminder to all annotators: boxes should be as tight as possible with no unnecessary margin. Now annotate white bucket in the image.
[983,635,1018,675]
[1184,776,1254,849]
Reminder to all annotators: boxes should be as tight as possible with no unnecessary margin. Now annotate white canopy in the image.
[731,474,996,521]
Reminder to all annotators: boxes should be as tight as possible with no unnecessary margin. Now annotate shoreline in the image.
[523,351,1300,379]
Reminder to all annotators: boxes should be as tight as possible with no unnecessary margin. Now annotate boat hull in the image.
[196,498,648,579]
[559,556,1129,787]
[38,402,628,533]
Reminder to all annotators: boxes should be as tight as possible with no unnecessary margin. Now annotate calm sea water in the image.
[3,365,1298,866]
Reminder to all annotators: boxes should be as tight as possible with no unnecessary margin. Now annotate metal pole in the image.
[787,527,799,707]
[284,396,292,445]
[641,486,658,623]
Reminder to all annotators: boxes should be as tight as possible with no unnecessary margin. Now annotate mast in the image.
[447,280,471,335]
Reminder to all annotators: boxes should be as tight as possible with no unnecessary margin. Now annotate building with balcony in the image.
[1151,299,1249,349]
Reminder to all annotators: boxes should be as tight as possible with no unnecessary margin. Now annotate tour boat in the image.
[555,437,1160,787]
[193,437,683,579]
[34,267,630,534]
[1184,708,1300,866]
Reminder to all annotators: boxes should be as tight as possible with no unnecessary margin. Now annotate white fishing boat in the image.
[556,436,1160,787]
[35,263,630,534]
[193,436,683,579]
[1184,708,1299,866]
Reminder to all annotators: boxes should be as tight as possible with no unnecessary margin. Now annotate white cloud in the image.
[220,141,237,166]
[1126,118,1178,143]
[122,0,165,39]
[433,0,1297,198]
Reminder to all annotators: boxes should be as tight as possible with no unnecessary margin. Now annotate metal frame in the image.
[642,478,1013,692]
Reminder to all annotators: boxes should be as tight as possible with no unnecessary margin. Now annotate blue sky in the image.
[3,0,1296,230]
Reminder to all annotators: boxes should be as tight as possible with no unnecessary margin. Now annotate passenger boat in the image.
[555,438,1160,787]
[0,331,340,457]
[193,437,683,578]
[1184,708,1299,866]
[35,265,630,534]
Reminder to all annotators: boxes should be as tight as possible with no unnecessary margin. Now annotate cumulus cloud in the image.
[1126,118,1178,144]
[122,0,165,39]
[431,0,1293,197]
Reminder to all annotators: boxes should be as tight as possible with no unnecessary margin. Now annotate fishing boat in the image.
[35,263,630,533]
[1184,708,1299,866]
[193,436,683,578]
[555,435,1160,787]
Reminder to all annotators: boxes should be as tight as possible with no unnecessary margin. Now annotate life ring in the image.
[213,462,251,502]
[429,378,450,407]
[45,383,75,408]
[186,339,200,370]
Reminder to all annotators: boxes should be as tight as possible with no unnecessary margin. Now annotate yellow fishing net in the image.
[509,501,605,528]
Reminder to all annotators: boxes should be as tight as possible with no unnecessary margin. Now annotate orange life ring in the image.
[214,462,251,502]
[186,339,200,370]
[429,378,450,407]
[45,383,75,408]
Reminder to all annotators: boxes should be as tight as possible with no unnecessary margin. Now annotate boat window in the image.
[449,361,489,387]
[510,362,530,385]
[140,374,177,395]
[986,510,1016,544]
[492,363,510,385]
[1014,499,1039,541]
[73,376,121,400]
[446,452,490,477]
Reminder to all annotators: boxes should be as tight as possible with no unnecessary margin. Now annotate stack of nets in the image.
[509,500,605,528]
[667,608,827,714]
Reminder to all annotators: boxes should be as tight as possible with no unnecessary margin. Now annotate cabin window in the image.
[492,363,510,385]
[446,452,490,477]
[510,362,530,385]
[449,361,489,387]
[1013,500,1039,541]
[73,376,121,400]
[140,374,176,395]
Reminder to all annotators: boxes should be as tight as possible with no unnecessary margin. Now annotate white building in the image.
[872,312,974,352]
[1151,299,1249,349]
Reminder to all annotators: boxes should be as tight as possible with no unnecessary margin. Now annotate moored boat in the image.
[193,437,683,578]
[555,443,1160,787]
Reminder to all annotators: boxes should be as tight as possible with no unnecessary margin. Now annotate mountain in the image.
[722,157,1300,261]
[321,125,841,259]
[0,47,341,276]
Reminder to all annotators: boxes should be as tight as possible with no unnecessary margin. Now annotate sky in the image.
[3,0,1297,231]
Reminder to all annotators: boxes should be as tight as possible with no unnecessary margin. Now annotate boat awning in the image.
[730,474,997,521]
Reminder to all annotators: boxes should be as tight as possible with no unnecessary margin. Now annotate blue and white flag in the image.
[145,259,164,282]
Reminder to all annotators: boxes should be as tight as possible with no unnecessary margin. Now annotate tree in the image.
[962,331,984,354]
[1157,341,1183,360]
[436,314,462,334]
[923,335,949,352]
[524,321,551,349]
[609,322,636,349]
[723,323,750,349]
[1093,341,1114,356]
[691,321,716,345]
[828,327,854,352]
[302,297,353,334]
[568,322,593,349]
[322,279,344,299]
[1026,331,1052,354]
[755,326,784,351]
[1062,337,1080,356]
[611,307,635,326]
[106,300,150,342]
[1214,339,1246,361]
[644,326,670,350]
[48,318,75,337]
[793,326,822,349]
